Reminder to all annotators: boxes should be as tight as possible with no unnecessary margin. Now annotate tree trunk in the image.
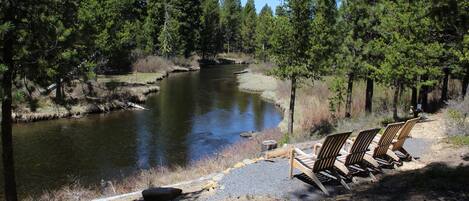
[365,77,374,113]
[393,85,399,121]
[56,78,63,103]
[2,14,18,200]
[345,73,353,118]
[419,74,429,112]
[463,67,469,99]
[441,67,449,103]
[288,77,297,135]
[411,86,418,108]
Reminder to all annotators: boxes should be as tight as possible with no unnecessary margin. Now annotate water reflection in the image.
[1,65,282,198]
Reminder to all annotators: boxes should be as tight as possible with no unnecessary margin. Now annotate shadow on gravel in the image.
[349,162,469,201]
[288,173,348,200]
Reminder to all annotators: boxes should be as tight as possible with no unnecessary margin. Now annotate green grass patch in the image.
[448,136,469,146]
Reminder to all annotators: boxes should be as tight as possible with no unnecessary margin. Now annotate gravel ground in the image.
[200,133,432,201]
[203,159,341,201]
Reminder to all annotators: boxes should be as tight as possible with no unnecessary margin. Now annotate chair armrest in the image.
[293,148,316,159]
[313,143,323,155]
[343,139,354,152]
[339,148,350,158]
[373,134,382,143]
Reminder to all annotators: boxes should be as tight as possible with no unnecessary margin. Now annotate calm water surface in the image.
[0,65,282,198]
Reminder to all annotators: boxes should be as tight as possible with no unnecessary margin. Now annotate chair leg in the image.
[305,171,330,196]
[386,149,400,162]
[363,154,379,168]
[398,147,412,160]
[332,169,350,191]
[289,150,294,179]
[334,161,349,176]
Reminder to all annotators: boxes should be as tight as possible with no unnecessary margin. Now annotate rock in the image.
[189,66,200,71]
[171,66,190,72]
[142,187,182,201]
[242,159,255,165]
[261,140,278,152]
[222,168,232,174]
[240,131,255,138]
[212,173,224,181]
[202,181,218,191]
[233,162,246,168]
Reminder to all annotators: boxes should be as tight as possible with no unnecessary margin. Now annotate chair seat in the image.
[295,154,317,170]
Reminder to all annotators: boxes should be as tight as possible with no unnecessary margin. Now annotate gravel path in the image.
[203,159,337,201]
[200,122,434,201]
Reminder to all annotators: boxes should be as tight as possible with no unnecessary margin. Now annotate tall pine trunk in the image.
[463,67,469,99]
[345,73,353,118]
[56,78,63,103]
[441,67,449,103]
[365,76,374,113]
[393,85,400,121]
[411,86,418,108]
[2,15,18,200]
[419,74,429,112]
[288,77,297,134]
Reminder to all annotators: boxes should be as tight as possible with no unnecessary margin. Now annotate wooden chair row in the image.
[289,117,420,195]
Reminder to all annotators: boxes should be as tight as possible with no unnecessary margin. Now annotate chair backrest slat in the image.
[313,131,352,172]
[345,128,381,166]
[373,122,405,157]
[393,118,419,150]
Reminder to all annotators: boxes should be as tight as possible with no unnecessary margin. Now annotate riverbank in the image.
[11,66,199,123]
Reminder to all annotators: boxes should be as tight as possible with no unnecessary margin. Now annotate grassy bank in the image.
[10,55,202,123]
[30,129,283,201]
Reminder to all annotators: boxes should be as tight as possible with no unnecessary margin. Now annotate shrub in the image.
[132,56,174,73]
[170,55,200,68]
[444,98,469,137]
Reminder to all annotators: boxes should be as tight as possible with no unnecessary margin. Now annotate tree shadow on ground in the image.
[349,162,469,201]
[288,173,348,201]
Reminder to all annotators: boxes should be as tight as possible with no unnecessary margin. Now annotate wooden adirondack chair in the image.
[335,128,381,177]
[367,122,405,165]
[391,117,420,159]
[289,132,352,196]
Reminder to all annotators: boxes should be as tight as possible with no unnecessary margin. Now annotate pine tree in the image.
[338,0,384,114]
[255,5,274,61]
[220,0,242,53]
[199,0,221,59]
[240,0,257,54]
[158,3,182,58]
[376,0,443,119]
[79,0,146,71]
[142,0,166,54]
[172,0,202,57]
[429,0,469,100]
[270,0,313,134]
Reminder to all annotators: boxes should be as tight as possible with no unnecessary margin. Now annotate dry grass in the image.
[32,129,282,200]
[219,52,254,63]
[170,55,200,68]
[249,62,276,74]
[132,56,174,73]
[132,55,200,73]
[444,98,469,137]
[97,73,164,85]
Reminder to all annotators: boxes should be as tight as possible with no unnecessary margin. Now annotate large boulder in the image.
[142,187,182,201]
